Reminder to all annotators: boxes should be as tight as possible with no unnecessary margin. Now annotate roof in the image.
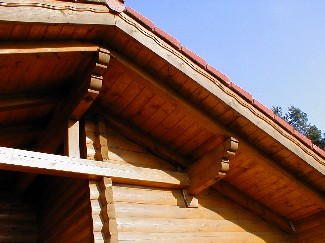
[0,0,324,233]
[125,6,325,160]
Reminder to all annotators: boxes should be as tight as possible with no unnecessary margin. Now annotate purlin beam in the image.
[0,146,189,189]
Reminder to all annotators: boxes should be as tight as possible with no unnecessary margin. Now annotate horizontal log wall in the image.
[112,184,291,243]
[0,177,37,243]
[85,116,176,171]
[37,176,93,243]
[85,115,292,242]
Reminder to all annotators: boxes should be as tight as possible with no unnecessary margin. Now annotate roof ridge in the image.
[124,7,325,160]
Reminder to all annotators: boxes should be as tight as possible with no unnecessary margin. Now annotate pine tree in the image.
[271,106,325,150]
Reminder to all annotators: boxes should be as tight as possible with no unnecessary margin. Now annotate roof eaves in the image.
[124,7,325,160]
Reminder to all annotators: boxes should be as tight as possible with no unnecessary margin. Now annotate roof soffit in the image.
[113,11,325,173]
[0,1,324,213]
[0,1,323,167]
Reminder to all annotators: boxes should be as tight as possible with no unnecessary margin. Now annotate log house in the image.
[0,0,324,242]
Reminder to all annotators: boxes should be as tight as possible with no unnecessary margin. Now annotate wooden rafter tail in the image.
[186,137,239,196]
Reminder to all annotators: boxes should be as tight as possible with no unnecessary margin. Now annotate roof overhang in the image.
[0,0,324,233]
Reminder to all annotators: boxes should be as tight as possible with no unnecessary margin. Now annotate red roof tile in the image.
[293,130,313,147]
[206,64,230,85]
[230,82,253,102]
[153,27,181,49]
[253,99,274,119]
[124,7,325,157]
[180,46,207,68]
[313,144,325,158]
[125,7,155,29]
[274,115,294,134]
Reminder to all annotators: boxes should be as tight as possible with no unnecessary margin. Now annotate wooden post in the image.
[65,120,80,158]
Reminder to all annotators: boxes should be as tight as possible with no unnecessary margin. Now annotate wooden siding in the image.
[37,176,93,243]
[85,114,292,242]
[112,184,291,243]
[97,57,323,220]
[102,28,325,196]
[0,171,37,243]
[85,115,176,171]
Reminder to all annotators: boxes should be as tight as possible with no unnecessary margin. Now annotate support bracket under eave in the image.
[70,48,110,121]
[186,137,239,196]
[15,47,110,195]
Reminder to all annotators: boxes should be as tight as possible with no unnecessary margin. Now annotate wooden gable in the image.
[0,0,324,242]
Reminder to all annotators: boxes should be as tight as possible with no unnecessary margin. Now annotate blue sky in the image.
[126,1,325,131]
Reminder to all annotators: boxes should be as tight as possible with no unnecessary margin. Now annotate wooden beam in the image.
[93,106,189,168]
[15,45,110,195]
[34,47,109,154]
[0,146,189,189]
[213,181,293,233]
[65,120,81,158]
[87,109,294,232]
[0,89,62,112]
[294,210,325,233]
[0,42,99,55]
[187,137,238,195]
[111,51,325,210]
[0,2,114,25]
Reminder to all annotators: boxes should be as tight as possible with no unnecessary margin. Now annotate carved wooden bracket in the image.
[186,137,239,196]
[71,48,110,120]
[15,47,110,195]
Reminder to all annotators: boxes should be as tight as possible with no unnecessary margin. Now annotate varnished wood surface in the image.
[38,176,93,243]
[112,184,291,242]
[0,17,322,233]
[0,171,37,243]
